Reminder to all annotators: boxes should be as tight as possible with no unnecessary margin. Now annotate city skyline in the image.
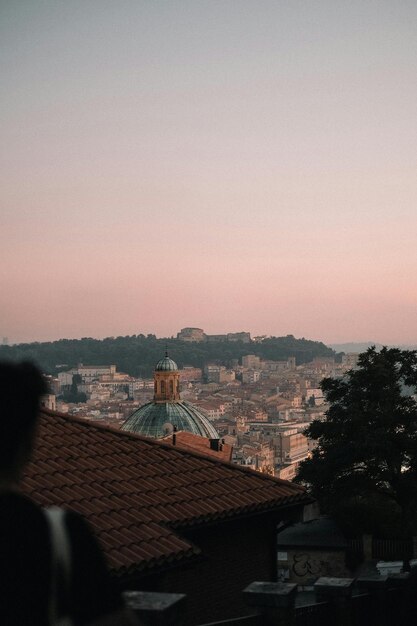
[2,2,417,346]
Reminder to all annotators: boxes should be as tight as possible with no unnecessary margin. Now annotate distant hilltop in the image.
[329,342,384,353]
[0,333,335,377]
[330,341,417,353]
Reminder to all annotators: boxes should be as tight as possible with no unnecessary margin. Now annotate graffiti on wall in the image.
[292,552,322,578]
[290,551,347,580]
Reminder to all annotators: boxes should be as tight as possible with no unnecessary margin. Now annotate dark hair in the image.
[0,361,47,471]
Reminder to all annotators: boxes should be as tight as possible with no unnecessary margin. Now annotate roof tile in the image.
[21,409,311,574]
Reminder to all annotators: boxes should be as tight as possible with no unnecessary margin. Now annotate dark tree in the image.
[0,334,335,377]
[307,395,316,408]
[296,347,417,537]
[63,373,87,403]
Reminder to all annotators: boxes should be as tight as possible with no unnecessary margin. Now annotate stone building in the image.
[177,327,206,342]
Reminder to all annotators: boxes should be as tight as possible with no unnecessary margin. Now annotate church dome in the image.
[122,352,219,440]
[122,400,220,439]
[155,355,178,371]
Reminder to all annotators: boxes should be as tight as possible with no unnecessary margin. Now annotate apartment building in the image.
[242,354,261,369]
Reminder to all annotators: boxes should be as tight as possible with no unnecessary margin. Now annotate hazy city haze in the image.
[1,1,416,344]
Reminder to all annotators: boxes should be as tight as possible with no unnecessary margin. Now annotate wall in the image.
[277,547,350,585]
[128,505,305,625]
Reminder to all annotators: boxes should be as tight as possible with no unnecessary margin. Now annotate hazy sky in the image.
[1,1,417,345]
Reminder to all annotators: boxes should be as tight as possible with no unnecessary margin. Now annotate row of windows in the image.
[154,379,180,394]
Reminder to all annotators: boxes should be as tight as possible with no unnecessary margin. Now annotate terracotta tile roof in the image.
[161,430,233,462]
[21,409,311,576]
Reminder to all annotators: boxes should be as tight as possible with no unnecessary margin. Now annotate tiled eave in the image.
[22,410,312,575]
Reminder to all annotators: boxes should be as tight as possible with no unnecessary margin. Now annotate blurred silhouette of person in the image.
[0,361,138,625]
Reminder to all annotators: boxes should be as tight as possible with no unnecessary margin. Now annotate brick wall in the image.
[137,505,305,625]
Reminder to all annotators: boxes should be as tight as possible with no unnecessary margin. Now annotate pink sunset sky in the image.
[1,1,417,346]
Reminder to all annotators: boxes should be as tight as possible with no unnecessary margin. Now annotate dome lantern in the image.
[153,351,180,403]
[155,351,178,372]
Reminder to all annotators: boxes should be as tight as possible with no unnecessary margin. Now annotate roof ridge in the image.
[26,409,313,575]
[39,409,306,494]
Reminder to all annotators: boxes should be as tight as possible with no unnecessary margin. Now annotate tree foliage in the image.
[0,334,334,377]
[296,347,417,536]
[62,374,87,403]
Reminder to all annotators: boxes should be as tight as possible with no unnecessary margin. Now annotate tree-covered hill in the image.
[0,334,335,377]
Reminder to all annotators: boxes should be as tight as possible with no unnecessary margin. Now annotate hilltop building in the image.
[177,327,251,343]
[122,353,219,439]
[177,327,206,342]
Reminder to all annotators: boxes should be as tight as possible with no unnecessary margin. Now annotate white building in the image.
[41,394,56,411]
[242,370,261,384]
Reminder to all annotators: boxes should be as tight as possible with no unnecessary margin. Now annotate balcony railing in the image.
[124,571,417,626]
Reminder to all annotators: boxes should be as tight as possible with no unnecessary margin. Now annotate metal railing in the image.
[372,537,413,561]
[199,616,262,626]
[295,601,331,626]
